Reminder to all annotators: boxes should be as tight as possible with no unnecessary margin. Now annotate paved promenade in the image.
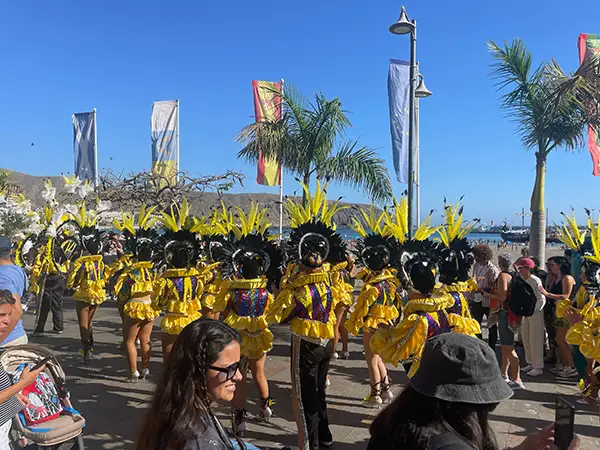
[22,299,600,449]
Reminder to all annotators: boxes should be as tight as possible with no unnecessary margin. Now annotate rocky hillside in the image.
[4,170,376,227]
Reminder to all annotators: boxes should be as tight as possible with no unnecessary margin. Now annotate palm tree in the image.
[236,84,393,204]
[489,39,600,262]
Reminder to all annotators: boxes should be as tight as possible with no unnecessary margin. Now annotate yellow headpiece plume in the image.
[285,180,348,229]
[208,201,234,236]
[113,203,157,235]
[437,198,480,247]
[159,198,193,232]
[556,209,587,253]
[383,196,438,243]
[67,202,97,228]
[230,202,272,240]
[351,206,389,238]
[584,209,600,265]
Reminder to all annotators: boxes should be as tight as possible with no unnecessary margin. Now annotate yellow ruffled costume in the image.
[67,255,107,305]
[371,291,478,377]
[198,262,222,312]
[29,239,69,295]
[114,261,159,321]
[152,268,203,335]
[345,268,401,335]
[436,279,481,335]
[214,278,274,359]
[329,262,354,307]
[268,270,338,340]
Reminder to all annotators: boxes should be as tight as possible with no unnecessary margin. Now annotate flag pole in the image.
[279,79,285,238]
[93,108,98,188]
[176,99,180,181]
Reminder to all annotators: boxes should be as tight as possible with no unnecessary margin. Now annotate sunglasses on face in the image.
[207,361,241,382]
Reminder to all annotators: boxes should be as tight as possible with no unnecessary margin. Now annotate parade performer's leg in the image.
[49,277,64,332]
[250,354,273,421]
[117,300,127,349]
[161,333,178,363]
[34,287,52,334]
[76,302,91,361]
[138,319,154,377]
[291,336,319,450]
[332,304,345,357]
[317,340,334,447]
[125,318,142,381]
[232,357,249,434]
[87,305,98,353]
[363,329,382,406]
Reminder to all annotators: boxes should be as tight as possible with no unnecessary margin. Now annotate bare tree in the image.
[97,169,245,210]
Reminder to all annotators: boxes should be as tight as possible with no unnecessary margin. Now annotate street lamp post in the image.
[390,6,417,238]
[414,72,432,226]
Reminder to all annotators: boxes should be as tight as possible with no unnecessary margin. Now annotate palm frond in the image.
[318,141,393,203]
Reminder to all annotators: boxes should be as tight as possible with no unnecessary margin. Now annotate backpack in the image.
[507,274,537,317]
[12,363,63,425]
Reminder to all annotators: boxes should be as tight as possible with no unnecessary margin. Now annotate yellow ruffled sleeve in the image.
[345,285,376,336]
[556,299,572,319]
[151,277,168,310]
[29,256,44,295]
[370,314,428,367]
[213,284,231,314]
[67,260,84,289]
[566,321,588,347]
[447,312,481,336]
[266,288,296,325]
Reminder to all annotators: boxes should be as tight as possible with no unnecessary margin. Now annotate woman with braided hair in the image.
[136,318,262,450]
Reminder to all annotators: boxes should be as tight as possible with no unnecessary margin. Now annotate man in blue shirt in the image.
[0,236,28,347]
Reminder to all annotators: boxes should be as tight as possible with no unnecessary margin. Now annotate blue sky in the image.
[1,0,599,226]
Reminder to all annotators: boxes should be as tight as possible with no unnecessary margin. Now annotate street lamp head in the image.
[415,75,432,98]
[389,6,415,35]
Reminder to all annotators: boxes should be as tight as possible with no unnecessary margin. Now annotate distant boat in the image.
[500,229,563,244]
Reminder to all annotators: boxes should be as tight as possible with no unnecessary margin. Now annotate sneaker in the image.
[527,369,544,377]
[332,352,339,360]
[319,440,334,448]
[232,409,247,435]
[339,351,350,360]
[521,364,533,373]
[363,394,383,408]
[550,364,565,374]
[502,375,510,383]
[381,388,394,403]
[32,331,44,337]
[128,370,140,383]
[140,368,150,380]
[508,380,525,391]
[557,367,579,379]
[52,329,63,334]
[257,397,275,423]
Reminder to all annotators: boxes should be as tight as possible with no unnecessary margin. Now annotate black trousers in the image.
[35,275,64,333]
[291,336,334,450]
[470,301,498,350]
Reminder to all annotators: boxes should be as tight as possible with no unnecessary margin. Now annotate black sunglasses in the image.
[207,361,241,382]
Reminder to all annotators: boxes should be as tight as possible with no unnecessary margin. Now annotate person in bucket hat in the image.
[367,333,577,450]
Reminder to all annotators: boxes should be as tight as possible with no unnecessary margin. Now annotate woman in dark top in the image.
[136,318,256,450]
[367,333,562,450]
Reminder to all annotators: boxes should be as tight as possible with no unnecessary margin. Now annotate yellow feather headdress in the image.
[159,198,194,232]
[66,202,97,228]
[230,202,272,240]
[285,180,348,229]
[437,198,480,247]
[113,203,158,235]
[584,210,600,266]
[383,196,439,244]
[351,206,389,238]
[556,209,587,253]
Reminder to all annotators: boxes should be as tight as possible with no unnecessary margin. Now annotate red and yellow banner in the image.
[578,34,600,177]
[252,80,282,186]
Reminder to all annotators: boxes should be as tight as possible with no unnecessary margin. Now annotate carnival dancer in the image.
[330,254,354,361]
[370,234,479,378]
[345,206,403,407]
[21,201,70,336]
[554,210,600,402]
[213,203,283,433]
[65,203,108,363]
[152,199,204,362]
[105,244,133,350]
[434,200,481,334]
[267,181,348,450]
[113,204,160,382]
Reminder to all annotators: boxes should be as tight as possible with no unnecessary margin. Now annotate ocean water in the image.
[334,228,504,243]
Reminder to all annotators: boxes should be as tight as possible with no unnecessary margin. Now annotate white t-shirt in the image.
[524,274,546,312]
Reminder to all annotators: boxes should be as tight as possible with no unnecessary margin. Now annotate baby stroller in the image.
[0,345,85,449]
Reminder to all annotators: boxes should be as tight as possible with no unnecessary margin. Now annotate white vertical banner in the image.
[388,59,411,184]
[151,100,179,184]
[72,110,98,186]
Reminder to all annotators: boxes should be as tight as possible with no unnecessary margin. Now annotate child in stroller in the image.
[0,345,85,449]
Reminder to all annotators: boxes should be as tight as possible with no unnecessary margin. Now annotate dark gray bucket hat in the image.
[410,333,514,405]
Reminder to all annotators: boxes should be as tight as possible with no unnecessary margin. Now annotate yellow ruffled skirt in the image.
[240,328,274,359]
[160,311,201,335]
[290,317,335,340]
[124,299,160,321]
[73,282,107,305]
